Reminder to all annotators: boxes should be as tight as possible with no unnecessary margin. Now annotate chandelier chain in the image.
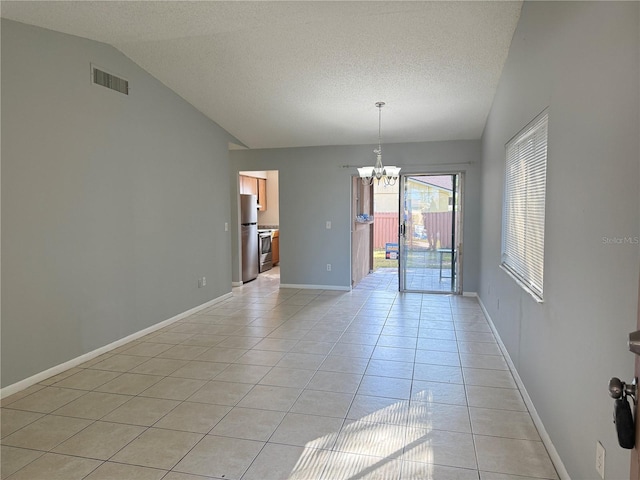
[376,101,384,155]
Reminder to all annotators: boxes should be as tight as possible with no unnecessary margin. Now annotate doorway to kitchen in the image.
[239,170,280,283]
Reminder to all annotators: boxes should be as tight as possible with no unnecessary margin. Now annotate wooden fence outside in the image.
[373,211,453,249]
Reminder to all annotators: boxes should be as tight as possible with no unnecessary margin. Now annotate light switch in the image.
[326,221,331,229]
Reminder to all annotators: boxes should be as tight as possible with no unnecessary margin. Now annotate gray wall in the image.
[1,20,234,387]
[230,141,481,292]
[479,2,639,479]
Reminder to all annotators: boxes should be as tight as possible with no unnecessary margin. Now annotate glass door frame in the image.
[398,172,464,294]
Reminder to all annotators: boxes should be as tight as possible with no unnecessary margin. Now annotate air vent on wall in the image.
[91,64,129,95]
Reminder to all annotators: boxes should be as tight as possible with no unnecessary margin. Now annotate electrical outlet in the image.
[596,441,605,479]
[224,222,228,232]
[202,277,206,287]
[327,264,332,271]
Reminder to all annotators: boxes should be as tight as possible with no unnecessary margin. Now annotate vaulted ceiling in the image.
[1,1,522,149]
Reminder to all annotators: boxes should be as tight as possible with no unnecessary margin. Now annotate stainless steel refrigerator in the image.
[240,194,259,282]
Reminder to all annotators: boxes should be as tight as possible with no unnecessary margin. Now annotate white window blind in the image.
[501,111,548,301]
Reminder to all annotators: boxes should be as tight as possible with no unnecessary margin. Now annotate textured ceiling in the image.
[1,1,522,149]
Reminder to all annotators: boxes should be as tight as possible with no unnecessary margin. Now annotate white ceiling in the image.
[1,1,522,149]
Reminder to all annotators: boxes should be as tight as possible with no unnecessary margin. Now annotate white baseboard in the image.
[279,283,351,291]
[462,291,478,297]
[477,296,570,480]
[232,281,243,287]
[0,292,233,399]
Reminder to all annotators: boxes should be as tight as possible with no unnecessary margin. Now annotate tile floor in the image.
[0,268,558,479]
[401,259,457,293]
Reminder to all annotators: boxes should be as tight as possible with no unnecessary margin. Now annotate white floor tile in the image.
[1,269,559,480]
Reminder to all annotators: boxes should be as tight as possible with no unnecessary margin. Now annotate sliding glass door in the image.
[399,173,462,293]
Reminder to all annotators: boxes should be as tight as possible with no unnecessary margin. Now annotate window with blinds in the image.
[501,111,548,301]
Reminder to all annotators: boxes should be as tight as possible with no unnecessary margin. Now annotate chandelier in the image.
[357,101,401,186]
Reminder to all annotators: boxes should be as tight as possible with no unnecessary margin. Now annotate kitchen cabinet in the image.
[272,230,279,265]
[239,175,267,211]
[257,178,267,211]
[239,175,258,196]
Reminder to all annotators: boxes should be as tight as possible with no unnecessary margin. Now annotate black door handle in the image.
[609,377,637,449]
